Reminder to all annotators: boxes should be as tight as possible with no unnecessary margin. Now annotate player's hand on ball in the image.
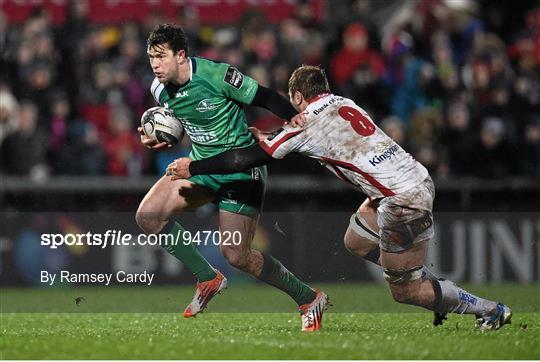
[289,111,307,128]
[166,157,192,180]
[138,127,171,149]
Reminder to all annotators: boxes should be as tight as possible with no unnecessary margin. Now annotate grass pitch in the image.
[1,283,539,359]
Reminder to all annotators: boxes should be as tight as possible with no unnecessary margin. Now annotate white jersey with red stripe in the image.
[259,93,429,198]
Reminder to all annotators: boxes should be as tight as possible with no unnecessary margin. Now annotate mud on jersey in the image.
[150,57,259,160]
[260,94,429,198]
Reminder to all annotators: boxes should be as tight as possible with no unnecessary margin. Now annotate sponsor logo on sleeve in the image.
[224,66,244,89]
[266,128,284,141]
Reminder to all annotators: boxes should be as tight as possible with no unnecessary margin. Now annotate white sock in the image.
[434,279,498,316]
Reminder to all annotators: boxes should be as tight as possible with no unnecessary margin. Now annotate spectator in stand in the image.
[278,18,309,68]
[330,22,387,118]
[248,28,279,66]
[439,101,474,177]
[512,68,540,116]
[0,86,19,145]
[292,0,320,30]
[520,119,540,177]
[430,31,460,103]
[485,79,519,141]
[461,117,517,178]
[103,106,144,176]
[48,94,70,173]
[508,8,540,70]
[1,101,48,178]
[407,107,443,175]
[330,22,385,88]
[23,62,56,129]
[55,0,91,106]
[79,62,114,133]
[110,32,147,116]
[391,58,433,124]
[59,119,107,175]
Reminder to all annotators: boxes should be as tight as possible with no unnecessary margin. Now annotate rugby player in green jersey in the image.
[135,24,328,331]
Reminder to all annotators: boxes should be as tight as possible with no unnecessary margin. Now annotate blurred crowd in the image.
[0,0,539,180]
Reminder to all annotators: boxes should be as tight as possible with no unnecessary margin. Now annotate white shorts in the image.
[377,177,435,253]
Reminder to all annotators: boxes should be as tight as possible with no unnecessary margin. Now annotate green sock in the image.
[258,253,316,306]
[161,221,217,282]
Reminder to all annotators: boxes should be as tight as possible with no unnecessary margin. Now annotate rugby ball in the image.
[141,106,184,145]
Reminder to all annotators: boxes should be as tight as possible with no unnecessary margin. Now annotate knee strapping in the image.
[349,213,379,243]
[383,266,423,284]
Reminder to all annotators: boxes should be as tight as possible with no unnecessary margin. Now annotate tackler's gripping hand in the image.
[166,157,192,180]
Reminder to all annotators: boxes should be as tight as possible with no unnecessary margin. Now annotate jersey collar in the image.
[307,93,331,105]
[190,57,196,78]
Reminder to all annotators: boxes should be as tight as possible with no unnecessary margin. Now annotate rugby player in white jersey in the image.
[167,65,512,330]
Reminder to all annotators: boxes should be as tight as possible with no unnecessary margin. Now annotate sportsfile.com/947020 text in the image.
[40,230,242,249]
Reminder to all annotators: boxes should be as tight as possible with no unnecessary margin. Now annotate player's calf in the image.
[220,243,264,276]
[220,246,249,271]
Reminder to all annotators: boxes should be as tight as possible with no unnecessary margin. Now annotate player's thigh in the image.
[344,198,380,254]
[218,210,259,254]
[138,176,215,216]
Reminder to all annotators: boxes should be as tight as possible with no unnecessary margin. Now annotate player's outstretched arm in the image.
[250,85,297,122]
[250,86,306,128]
[167,144,272,180]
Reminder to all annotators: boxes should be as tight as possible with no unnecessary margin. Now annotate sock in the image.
[434,279,498,316]
[258,253,316,306]
[161,220,217,282]
[362,248,437,281]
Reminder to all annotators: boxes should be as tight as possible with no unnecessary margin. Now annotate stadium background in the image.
[0,0,539,289]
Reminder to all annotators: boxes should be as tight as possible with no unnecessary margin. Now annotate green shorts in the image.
[189,166,267,215]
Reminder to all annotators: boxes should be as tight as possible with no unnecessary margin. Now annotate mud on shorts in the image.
[377,176,435,253]
[189,166,267,216]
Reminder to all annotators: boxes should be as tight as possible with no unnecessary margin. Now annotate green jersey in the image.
[150,57,259,160]
[150,57,266,215]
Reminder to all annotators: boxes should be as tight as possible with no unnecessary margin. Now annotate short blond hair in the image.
[288,65,330,101]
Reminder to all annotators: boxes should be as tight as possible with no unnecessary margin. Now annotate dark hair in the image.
[288,65,330,101]
[147,23,189,55]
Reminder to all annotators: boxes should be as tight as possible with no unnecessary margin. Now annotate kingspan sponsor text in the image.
[369,144,399,166]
